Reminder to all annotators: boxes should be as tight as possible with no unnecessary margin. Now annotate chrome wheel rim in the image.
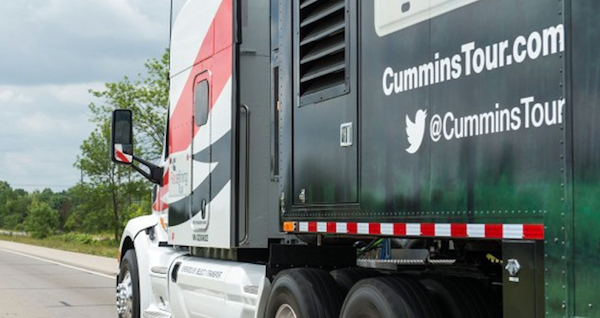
[116,271,133,318]
[275,304,297,318]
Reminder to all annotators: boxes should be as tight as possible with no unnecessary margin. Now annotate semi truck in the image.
[110,0,600,317]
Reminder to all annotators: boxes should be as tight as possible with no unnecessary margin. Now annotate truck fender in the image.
[255,277,272,318]
[119,215,159,315]
[120,215,159,249]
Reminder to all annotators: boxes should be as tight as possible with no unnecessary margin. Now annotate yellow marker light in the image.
[283,222,295,232]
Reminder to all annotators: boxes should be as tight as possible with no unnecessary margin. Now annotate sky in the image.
[0,0,185,192]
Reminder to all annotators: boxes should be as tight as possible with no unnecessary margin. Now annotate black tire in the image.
[265,268,344,318]
[117,250,140,318]
[340,276,442,318]
[419,276,499,318]
[330,267,380,295]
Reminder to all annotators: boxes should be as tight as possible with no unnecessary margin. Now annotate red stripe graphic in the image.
[152,169,170,212]
[115,150,131,164]
[169,0,233,154]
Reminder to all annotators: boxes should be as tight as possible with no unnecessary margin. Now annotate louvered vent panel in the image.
[299,0,347,97]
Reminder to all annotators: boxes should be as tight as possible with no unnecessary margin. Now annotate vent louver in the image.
[299,0,347,99]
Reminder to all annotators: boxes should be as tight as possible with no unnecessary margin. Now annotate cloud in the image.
[31,0,164,42]
[0,0,186,192]
[0,89,33,104]
[0,0,171,85]
[0,83,98,191]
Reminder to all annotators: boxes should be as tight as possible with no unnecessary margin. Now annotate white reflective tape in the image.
[435,224,451,237]
[337,222,347,234]
[317,222,327,232]
[503,224,523,239]
[299,222,309,232]
[381,223,394,235]
[467,224,485,238]
[358,223,369,234]
[406,223,420,236]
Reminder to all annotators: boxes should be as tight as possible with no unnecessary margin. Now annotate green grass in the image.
[0,232,119,258]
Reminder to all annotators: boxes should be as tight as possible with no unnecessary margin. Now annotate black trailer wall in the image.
[359,0,564,221]
[358,1,565,315]
[571,0,600,316]
[274,1,600,316]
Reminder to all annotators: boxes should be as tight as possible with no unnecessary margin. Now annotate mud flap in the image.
[502,240,544,318]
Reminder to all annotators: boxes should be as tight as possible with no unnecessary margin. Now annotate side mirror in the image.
[111,110,134,164]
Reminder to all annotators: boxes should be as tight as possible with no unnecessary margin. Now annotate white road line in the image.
[0,247,115,279]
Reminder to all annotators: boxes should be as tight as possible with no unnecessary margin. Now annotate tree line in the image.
[0,50,169,241]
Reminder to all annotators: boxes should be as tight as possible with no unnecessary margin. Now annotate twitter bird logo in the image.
[406,109,428,154]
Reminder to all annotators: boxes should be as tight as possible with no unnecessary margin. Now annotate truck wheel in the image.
[330,267,379,294]
[266,268,344,318]
[340,276,442,318]
[117,250,140,318]
[419,276,499,318]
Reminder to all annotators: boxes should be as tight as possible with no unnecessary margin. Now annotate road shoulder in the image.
[0,240,118,277]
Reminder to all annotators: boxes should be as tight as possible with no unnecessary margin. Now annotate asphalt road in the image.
[0,241,118,317]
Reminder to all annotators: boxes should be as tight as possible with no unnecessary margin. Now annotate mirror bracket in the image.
[131,155,163,186]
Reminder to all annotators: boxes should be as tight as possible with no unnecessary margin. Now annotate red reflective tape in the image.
[308,222,317,233]
[347,222,358,234]
[116,150,131,163]
[451,223,468,237]
[523,224,545,239]
[369,223,381,235]
[327,222,336,233]
[485,224,503,238]
[421,223,435,236]
[394,223,406,236]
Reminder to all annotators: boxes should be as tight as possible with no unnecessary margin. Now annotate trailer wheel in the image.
[265,268,344,318]
[330,267,379,294]
[419,276,499,318]
[340,276,442,318]
[117,250,140,318]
